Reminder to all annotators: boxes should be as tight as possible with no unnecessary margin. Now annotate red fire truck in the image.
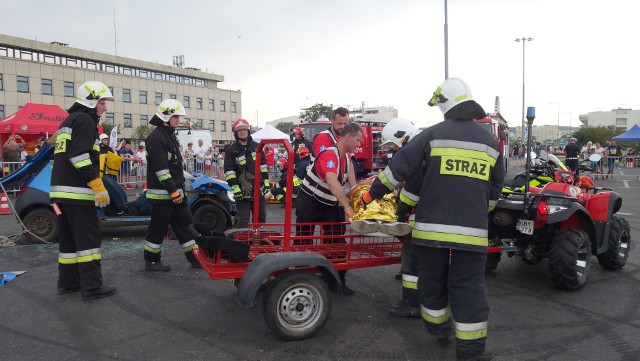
[473,113,509,173]
[298,120,387,176]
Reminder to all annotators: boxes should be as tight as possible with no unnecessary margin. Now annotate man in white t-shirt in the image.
[193,139,207,174]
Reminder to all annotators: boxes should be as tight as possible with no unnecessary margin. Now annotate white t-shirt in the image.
[136,150,146,165]
[193,145,207,163]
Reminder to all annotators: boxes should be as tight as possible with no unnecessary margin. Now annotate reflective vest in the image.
[300,147,350,206]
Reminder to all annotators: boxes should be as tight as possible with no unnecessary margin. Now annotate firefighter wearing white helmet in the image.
[225,118,269,227]
[50,80,116,300]
[143,99,201,271]
[362,77,504,360]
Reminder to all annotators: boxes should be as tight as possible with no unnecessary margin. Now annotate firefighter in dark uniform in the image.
[368,117,422,317]
[224,118,269,228]
[564,137,580,171]
[265,157,302,203]
[291,126,313,178]
[51,80,116,300]
[297,122,361,295]
[361,78,504,361]
[143,99,200,271]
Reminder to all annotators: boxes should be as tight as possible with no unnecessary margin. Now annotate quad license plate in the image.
[516,219,534,235]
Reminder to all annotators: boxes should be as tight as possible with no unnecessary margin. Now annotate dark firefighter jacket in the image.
[369,103,505,253]
[224,136,269,200]
[145,125,185,204]
[292,137,313,164]
[50,110,101,206]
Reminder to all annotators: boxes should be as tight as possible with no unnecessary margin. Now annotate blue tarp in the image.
[613,124,640,142]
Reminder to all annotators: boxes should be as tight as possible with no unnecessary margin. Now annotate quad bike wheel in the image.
[485,252,501,272]
[597,216,631,270]
[262,271,330,341]
[548,229,592,290]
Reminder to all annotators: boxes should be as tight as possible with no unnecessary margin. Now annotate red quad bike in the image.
[486,108,631,289]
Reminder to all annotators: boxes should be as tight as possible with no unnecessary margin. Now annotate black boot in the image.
[57,286,81,295]
[388,300,420,318]
[81,286,117,301]
[145,261,171,272]
[341,283,354,296]
[190,261,202,269]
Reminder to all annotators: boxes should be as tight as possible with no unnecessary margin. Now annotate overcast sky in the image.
[2,0,638,130]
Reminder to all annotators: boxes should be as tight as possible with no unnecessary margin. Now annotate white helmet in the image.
[99,133,109,140]
[381,117,417,149]
[76,81,114,108]
[156,99,186,122]
[428,77,473,115]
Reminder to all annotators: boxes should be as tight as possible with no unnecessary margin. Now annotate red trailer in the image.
[192,138,402,340]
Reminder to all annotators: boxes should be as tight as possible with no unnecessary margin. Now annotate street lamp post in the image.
[444,0,449,79]
[549,101,560,145]
[515,37,533,144]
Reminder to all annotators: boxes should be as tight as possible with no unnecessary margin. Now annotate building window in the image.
[220,100,226,112]
[108,86,114,95]
[41,79,53,95]
[0,105,4,118]
[170,94,176,100]
[230,101,237,113]
[139,90,147,104]
[104,112,114,126]
[196,119,203,128]
[221,120,227,132]
[209,120,215,131]
[0,74,3,90]
[196,98,203,109]
[208,99,214,111]
[140,115,148,127]
[123,89,131,102]
[64,81,74,97]
[17,76,29,93]
[155,92,162,105]
[616,118,627,127]
[124,114,132,128]
[183,96,190,108]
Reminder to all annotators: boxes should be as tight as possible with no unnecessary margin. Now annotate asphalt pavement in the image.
[1,165,639,361]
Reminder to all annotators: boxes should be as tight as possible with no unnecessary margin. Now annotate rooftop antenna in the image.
[173,55,185,68]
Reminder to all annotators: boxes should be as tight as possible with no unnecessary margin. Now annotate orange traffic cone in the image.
[0,192,11,215]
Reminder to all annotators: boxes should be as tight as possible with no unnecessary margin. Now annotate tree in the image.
[572,125,623,146]
[276,122,294,135]
[101,122,115,137]
[300,103,333,122]
[133,125,152,145]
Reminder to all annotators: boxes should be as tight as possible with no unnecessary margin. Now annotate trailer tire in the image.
[23,207,58,244]
[597,216,631,270]
[485,252,501,272]
[549,229,591,290]
[262,270,330,341]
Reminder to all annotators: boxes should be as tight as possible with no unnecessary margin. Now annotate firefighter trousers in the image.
[416,246,489,358]
[400,233,419,306]
[57,204,103,290]
[235,196,266,228]
[295,193,348,282]
[144,202,197,263]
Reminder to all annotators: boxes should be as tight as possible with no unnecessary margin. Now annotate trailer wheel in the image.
[549,229,591,290]
[262,270,330,341]
[485,252,501,272]
[23,207,58,244]
[597,216,631,270]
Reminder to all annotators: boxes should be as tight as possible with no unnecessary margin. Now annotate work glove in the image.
[87,178,110,208]
[359,192,374,210]
[232,184,243,200]
[261,179,271,196]
[396,202,413,223]
[171,190,183,204]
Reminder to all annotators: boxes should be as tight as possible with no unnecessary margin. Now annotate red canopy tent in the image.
[1,103,68,155]
[0,103,68,137]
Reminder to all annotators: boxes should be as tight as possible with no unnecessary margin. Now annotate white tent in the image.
[251,123,291,142]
